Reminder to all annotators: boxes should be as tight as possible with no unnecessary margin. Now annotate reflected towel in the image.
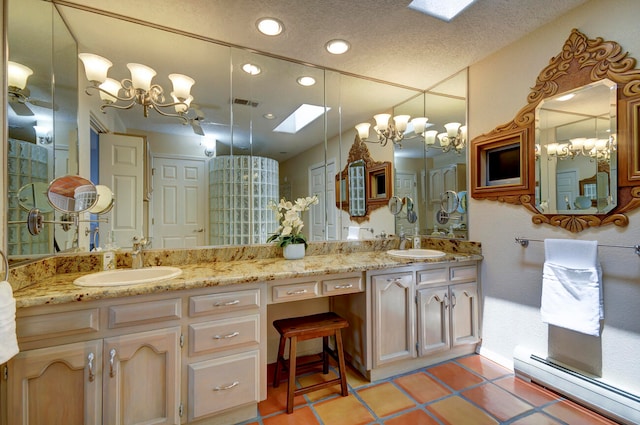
[0,281,19,363]
[347,226,360,240]
[541,239,603,336]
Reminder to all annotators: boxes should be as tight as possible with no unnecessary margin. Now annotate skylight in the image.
[273,104,329,134]
[407,0,476,22]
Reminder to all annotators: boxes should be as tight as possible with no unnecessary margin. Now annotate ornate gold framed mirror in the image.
[470,29,640,232]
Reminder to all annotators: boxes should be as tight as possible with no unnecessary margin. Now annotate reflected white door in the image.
[309,160,336,241]
[152,156,207,248]
[99,133,144,249]
[556,170,577,211]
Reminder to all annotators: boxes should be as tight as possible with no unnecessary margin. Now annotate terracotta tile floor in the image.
[239,354,620,425]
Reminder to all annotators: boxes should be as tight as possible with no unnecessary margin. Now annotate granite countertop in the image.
[13,249,482,309]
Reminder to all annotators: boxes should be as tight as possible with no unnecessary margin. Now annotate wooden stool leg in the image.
[335,330,348,397]
[286,336,298,414]
[273,335,287,388]
[322,335,329,374]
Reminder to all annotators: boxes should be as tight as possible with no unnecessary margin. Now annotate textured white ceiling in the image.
[59,0,588,90]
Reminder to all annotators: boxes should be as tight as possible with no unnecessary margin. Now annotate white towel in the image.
[347,226,360,240]
[541,239,603,336]
[0,281,19,364]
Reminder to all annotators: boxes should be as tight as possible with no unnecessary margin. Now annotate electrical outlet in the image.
[103,252,115,270]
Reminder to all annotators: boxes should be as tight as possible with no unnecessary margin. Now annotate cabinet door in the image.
[428,169,443,204]
[371,273,415,367]
[450,282,480,347]
[417,286,450,356]
[103,327,181,425]
[8,340,103,425]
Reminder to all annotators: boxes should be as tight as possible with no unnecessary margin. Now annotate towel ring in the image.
[0,249,8,281]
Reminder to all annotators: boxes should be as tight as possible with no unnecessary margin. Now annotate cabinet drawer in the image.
[17,308,99,341]
[189,289,260,317]
[417,267,448,286]
[188,350,260,421]
[271,280,319,303]
[189,314,260,356]
[450,265,477,282]
[323,275,363,295]
[108,298,181,328]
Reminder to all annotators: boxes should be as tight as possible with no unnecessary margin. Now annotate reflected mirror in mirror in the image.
[47,175,98,214]
[388,196,403,215]
[535,79,617,215]
[393,69,468,238]
[348,160,366,217]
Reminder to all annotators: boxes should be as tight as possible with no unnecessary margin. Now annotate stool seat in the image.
[273,312,349,413]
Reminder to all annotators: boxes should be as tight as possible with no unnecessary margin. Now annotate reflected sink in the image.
[74,266,183,287]
[386,249,447,259]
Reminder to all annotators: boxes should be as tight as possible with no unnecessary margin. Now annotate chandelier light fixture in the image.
[423,122,467,153]
[78,53,203,133]
[356,114,428,147]
[545,136,616,161]
[7,61,33,100]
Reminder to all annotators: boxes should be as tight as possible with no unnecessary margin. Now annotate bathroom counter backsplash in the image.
[10,238,482,308]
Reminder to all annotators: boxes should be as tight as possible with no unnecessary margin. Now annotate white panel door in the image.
[152,156,206,248]
[325,160,337,240]
[99,133,144,249]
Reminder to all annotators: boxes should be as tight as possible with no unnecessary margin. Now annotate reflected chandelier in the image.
[355,114,428,147]
[545,136,616,161]
[423,122,467,153]
[78,53,203,134]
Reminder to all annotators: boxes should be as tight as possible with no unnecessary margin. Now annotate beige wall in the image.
[469,0,640,394]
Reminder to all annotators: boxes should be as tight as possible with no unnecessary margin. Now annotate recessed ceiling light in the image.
[256,18,284,36]
[296,76,316,87]
[242,63,262,75]
[263,113,276,120]
[325,39,350,55]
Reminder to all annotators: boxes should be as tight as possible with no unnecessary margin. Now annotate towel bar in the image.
[515,237,640,256]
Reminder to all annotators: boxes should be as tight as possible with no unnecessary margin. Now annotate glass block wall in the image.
[209,155,279,245]
[7,139,51,256]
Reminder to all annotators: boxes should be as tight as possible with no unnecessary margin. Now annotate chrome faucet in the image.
[131,236,149,269]
[398,232,408,250]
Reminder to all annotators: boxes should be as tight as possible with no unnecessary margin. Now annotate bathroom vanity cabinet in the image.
[337,260,480,381]
[3,255,480,425]
[4,284,266,425]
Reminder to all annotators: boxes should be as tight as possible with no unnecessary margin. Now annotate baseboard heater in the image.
[513,346,640,425]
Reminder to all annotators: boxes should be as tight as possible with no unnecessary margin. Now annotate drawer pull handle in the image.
[286,289,307,295]
[334,284,353,289]
[213,381,239,391]
[213,331,240,340]
[214,299,240,307]
[109,348,117,378]
[87,352,95,382]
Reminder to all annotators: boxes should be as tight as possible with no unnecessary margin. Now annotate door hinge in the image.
[415,295,418,304]
[151,167,156,175]
[180,333,184,348]
[3,365,7,380]
[416,342,419,355]
[179,402,184,417]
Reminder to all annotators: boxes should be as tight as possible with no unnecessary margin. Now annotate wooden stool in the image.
[272,312,349,413]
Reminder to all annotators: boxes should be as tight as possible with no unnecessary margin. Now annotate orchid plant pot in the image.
[283,243,305,260]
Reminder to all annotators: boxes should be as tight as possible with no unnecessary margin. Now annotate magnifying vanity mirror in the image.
[471,29,640,232]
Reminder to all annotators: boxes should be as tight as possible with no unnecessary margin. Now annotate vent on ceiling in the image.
[233,98,259,108]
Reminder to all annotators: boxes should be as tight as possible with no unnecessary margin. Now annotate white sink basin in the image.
[74,266,183,287]
[387,249,447,259]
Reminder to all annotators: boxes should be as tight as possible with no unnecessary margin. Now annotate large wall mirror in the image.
[7,0,78,259]
[5,0,469,261]
[470,29,640,232]
[393,70,468,239]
